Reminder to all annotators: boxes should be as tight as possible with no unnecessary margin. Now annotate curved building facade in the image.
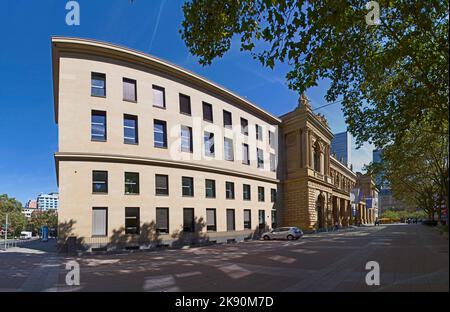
[52,37,280,249]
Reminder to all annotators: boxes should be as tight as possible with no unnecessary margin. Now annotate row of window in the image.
[93,171,277,202]
[92,207,269,236]
[91,72,276,148]
[92,111,277,171]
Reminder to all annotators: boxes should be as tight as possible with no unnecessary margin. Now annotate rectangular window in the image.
[204,132,215,157]
[223,110,232,129]
[179,94,191,115]
[203,102,213,122]
[206,208,216,232]
[91,111,106,141]
[225,182,235,199]
[269,131,275,149]
[125,207,140,234]
[92,171,108,193]
[125,172,139,195]
[91,73,106,97]
[156,208,169,234]
[271,188,277,203]
[258,186,265,202]
[270,153,276,172]
[241,118,248,135]
[153,85,165,108]
[258,209,265,229]
[226,209,235,231]
[154,120,167,148]
[271,210,277,229]
[257,148,264,168]
[92,208,107,236]
[182,177,194,197]
[224,137,234,161]
[242,143,250,165]
[244,209,251,229]
[243,184,251,200]
[181,125,193,153]
[183,208,195,232]
[124,115,138,144]
[155,174,169,196]
[123,78,137,102]
[256,124,263,141]
[205,179,216,198]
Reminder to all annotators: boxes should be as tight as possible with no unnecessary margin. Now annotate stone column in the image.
[298,129,303,168]
[302,129,310,168]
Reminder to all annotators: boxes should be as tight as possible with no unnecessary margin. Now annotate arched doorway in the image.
[316,193,325,229]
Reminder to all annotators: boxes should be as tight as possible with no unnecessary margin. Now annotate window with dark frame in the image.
[154,120,167,148]
[258,186,265,202]
[92,207,107,237]
[203,102,213,122]
[226,209,235,231]
[240,118,249,135]
[92,171,108,193]
[223,110,232,128]
[91,73,106,97]
[256,124,263,141]
[269,131,275,149]
[125,172,139,195]
[153,85,165,108]
[270,153,276,172]
[123,78,137,102]
[182,177,194,197]
[224,137,234,161]
[124,114,138,144]
[179,94,191,115]
[271,188,277,203]
[156,208,169,234]
[242,143,250,165]
[206,208,216,232]
[125,207,140,234]
[181,125,193,153]
[243,184,251,200]
[155,174,169,196]
[257,148,264,168]
[204,132,215,157]
[244,209,251,229]
[91,111,107,141]
[183,208,195,232]
[225,182,235,199]
[258,209,266,229]
[205,179,216,198]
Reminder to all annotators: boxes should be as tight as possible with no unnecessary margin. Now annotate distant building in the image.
[372,148,385,188]
[331,131,352,167]
[25,199,37,209]
[22,208,37,219]
[356,173,379,220]
[37,193,59,211]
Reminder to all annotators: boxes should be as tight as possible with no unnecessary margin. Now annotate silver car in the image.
[262,227,303,240]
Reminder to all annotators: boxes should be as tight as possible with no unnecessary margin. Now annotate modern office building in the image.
[372,148,385,188]
[37,193,59,211]
[330,131,352,167]
[52,37,280,249]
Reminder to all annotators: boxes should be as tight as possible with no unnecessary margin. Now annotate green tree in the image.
[0,194,27,236]
[29,210,58,235]
[181,0,449,148]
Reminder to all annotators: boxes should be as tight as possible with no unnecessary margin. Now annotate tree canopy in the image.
[181,0,449,148]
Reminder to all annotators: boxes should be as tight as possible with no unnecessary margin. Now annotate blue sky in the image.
[0,0,373,204]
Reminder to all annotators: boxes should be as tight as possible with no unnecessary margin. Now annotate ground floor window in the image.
[258,210,266,229]
[226,209,235,231]
[92,207,107,236]
[125,207,140,234]
[244,209,251,229]
[155,207,169,234]
[206,208,216,232]
[271,210,277,229]
[183,208,195,232]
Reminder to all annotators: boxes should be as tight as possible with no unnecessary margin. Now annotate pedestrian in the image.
[334,221,339,231]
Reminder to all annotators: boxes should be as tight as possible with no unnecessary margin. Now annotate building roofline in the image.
[330,155,356,178]
[51,36,281,124]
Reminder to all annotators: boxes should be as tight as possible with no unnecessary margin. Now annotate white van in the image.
[20,231,32,240]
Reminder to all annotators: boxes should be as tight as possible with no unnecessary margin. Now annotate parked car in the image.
[20,231,33,240]
[262,227,303,240]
